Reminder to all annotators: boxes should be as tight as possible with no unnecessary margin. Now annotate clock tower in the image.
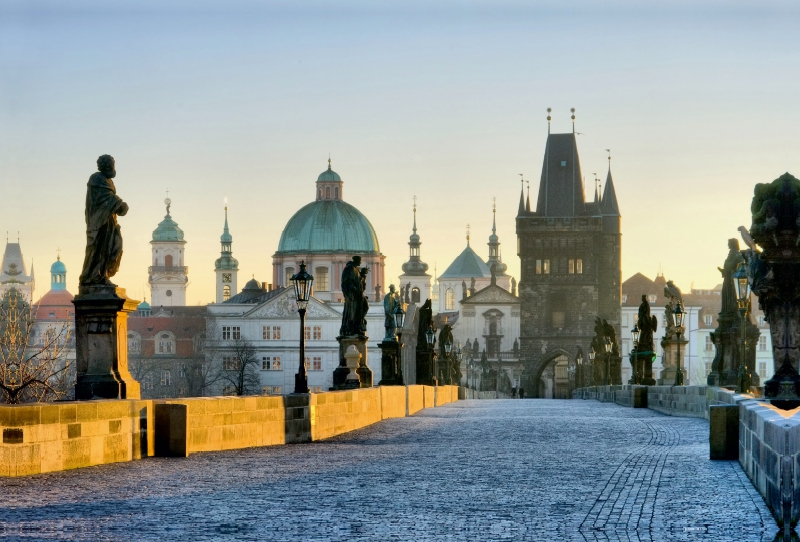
[215,205,239,303]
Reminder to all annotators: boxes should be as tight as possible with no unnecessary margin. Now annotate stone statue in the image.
[663,280,683,333]
[462,281,468,301]
[470,277,476,296]
[637,295,657,353]
[405,283,411,304]
[79,155,129,288]
[383,284,399,339]
[719,238,744,314]
[339,256,369,338]
[464,338,472,360]
[603,319,620,357]
[513,338,520,357]
[375,284,381,301]
[511,277,517,296]
[472,338,480,359]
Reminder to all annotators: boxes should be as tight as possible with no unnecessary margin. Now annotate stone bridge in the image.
[0,399,777,541]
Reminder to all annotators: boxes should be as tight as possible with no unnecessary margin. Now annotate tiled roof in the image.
[439,245,491,279]
[534,133,587,217]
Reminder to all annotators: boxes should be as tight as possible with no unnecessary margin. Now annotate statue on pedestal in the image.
[79,155,129,290]
[339,256,369,339]
[632,295,657,385]
[383,284,399,340]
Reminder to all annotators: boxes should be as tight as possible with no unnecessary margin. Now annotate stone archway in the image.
[528,349,573,399]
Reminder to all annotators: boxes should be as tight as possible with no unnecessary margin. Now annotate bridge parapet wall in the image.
[0,386,463,477]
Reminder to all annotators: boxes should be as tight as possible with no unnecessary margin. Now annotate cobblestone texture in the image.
[0,400,779,541]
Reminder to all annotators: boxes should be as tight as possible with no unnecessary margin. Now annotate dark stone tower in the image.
[516,127,621,397]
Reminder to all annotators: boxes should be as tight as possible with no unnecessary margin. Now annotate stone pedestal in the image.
[73,286,140,400]
[378,339,404,386]
[334,336,371,389]
[658,336,688,386]
[343,346,362,389]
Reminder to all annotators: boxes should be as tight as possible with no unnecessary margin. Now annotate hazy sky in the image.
[3,1,800,303]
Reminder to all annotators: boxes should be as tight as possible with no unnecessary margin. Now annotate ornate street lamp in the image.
[576,350,584,389]
[444,339,452,385]
[630,324,640,384]
[673,302,686,386]
[291,262,313,394]
[588,348,596,386]
[604,336,612,385]
[733,261,751,393]
[425,325,437,386]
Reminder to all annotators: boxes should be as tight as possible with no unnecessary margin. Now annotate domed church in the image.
[272,160,386,303]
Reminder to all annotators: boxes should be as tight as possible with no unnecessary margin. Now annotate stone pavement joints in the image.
[0,400,780,541]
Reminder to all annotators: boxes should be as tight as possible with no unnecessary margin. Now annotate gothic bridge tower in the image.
[516,111,621,397]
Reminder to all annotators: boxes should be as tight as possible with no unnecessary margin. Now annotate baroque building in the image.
[272,160,386,303]
[516,127,621,397]
[149,198,188,307]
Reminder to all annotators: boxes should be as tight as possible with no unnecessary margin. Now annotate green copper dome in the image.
[276,200,380,255]
[152,214,184,242]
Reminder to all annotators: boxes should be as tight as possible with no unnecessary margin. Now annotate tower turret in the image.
[50,253,67,291]
[149,198,188,306]
[398,198,431,305]
[215,205,239,303]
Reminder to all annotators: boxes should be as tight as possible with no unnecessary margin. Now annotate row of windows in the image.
[141,371,173,389]
[535,259,583,275]
[222,326,241,340]
[262,356,282,370]
[704,335,768,351]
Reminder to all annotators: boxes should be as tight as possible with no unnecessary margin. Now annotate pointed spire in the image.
[487,198,507,275]
[600,151,620,216]
[571,107,576,133]
[547,107,552,135]
[401,196,428,276]
[492,197,497,235]
[525,181,531,212]
[412,195,417,234]
[518,175,526,215]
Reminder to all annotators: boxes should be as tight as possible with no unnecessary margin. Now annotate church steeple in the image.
[401,198,429,276]
[215,203,239,303]
[600,154,620,217]
[487,199,508,275]
[399,197,431,306]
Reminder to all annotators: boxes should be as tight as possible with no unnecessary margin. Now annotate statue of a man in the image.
[340,256,369,338]
[637,294,657,352]
[79,155,129,288]
[383,284,400,339]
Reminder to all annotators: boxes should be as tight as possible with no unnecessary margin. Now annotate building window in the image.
[304,357,310,370]
[326,187,331,199]
[445,288,455,311]
[705,362,712,376]
[334,187,339,199]
[165,255,173,267]
[157,333,174,355]
[759,336,767,351]
[411,287,420,303]
[648,295,657,303]
[232,327,241,340]
[568,259,575,274]
[312,386,323,393]
[576,259,583,274]
[223,285,231,301]
[161,371,171,386]
[223,385,235,396]
[312,357,322,371]
[536,260,542,274]
[313,326,322,340]
[315,267,329,291]
[260,356,282,370]
[223,356,241,370]
[142,375,153,390]
[759,362,767,379]
[704,335,713,351]
[272,326,281,339]
[127,333,140,354]
[305,326,311,340]
[758,316,765,326]
[543,260,550,274]
[263,326,270,340]
[222,326,231,340]
[285,267,295,286]
[704,315,712,326]
[262,386,270,395]
[622,294,628,304]
[179,364,186,377]
[272,386,282,395]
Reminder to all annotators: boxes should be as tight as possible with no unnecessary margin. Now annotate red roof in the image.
[35,289,75,320]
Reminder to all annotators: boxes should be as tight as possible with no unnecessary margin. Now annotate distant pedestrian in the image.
[511,387,517,398]
[519,387,525,399]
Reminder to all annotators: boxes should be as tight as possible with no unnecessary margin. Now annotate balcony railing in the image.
[149,266,188,274]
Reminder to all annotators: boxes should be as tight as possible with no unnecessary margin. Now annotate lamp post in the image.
[291,262,313,394]
[588,348,596,386]
[604,337,612,385]
[576,351,584,389]
[630,324,640,384]
[444,339,452,385]
[426,325,437,386]
[733,261,751,393]
[673,302,686,386]
[394,304,405,384]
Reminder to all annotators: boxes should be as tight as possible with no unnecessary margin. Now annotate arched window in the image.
[165,255,173,267]
[445,288,455,310]
[315,267,329,291]
[318,189,323,200]
[334,187,339,199]
[127,332,141,354]
[223,285,231,301]
[285,267,295,286]
[326,187,331,199]
[156,332,175,355]
[411,287,420,303]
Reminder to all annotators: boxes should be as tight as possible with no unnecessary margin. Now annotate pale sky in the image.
[2,1,800,304]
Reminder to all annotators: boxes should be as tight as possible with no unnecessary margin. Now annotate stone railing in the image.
[0,385,460,477]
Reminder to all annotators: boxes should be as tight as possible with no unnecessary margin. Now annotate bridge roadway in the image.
[0,400,778,541]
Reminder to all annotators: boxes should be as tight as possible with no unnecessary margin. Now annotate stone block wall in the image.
[407,385,424,415]
[311,389,382,441]
[380,386,407,419]
[422,385,435,409]
[0,399,153,476]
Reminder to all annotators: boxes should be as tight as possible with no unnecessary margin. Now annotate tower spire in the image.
[526,181,531,212]
[412,195,417,234]
[547,107,551,135]
[518,174,526,215]
[571,107,576,134]
[466,224,471,246]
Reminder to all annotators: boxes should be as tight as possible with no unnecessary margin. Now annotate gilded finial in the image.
[493,196,496,212]
[606,148,611,161]
[466,224,471,245]
[328,154,332,170]
[571,107,576,133]
[56,247,61,261]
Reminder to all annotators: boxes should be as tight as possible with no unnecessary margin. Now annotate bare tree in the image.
[0,288,73,404]
[182,327,221,397]
[216,334,261,396]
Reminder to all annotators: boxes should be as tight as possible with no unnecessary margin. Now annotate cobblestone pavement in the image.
[0,400,779,541]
